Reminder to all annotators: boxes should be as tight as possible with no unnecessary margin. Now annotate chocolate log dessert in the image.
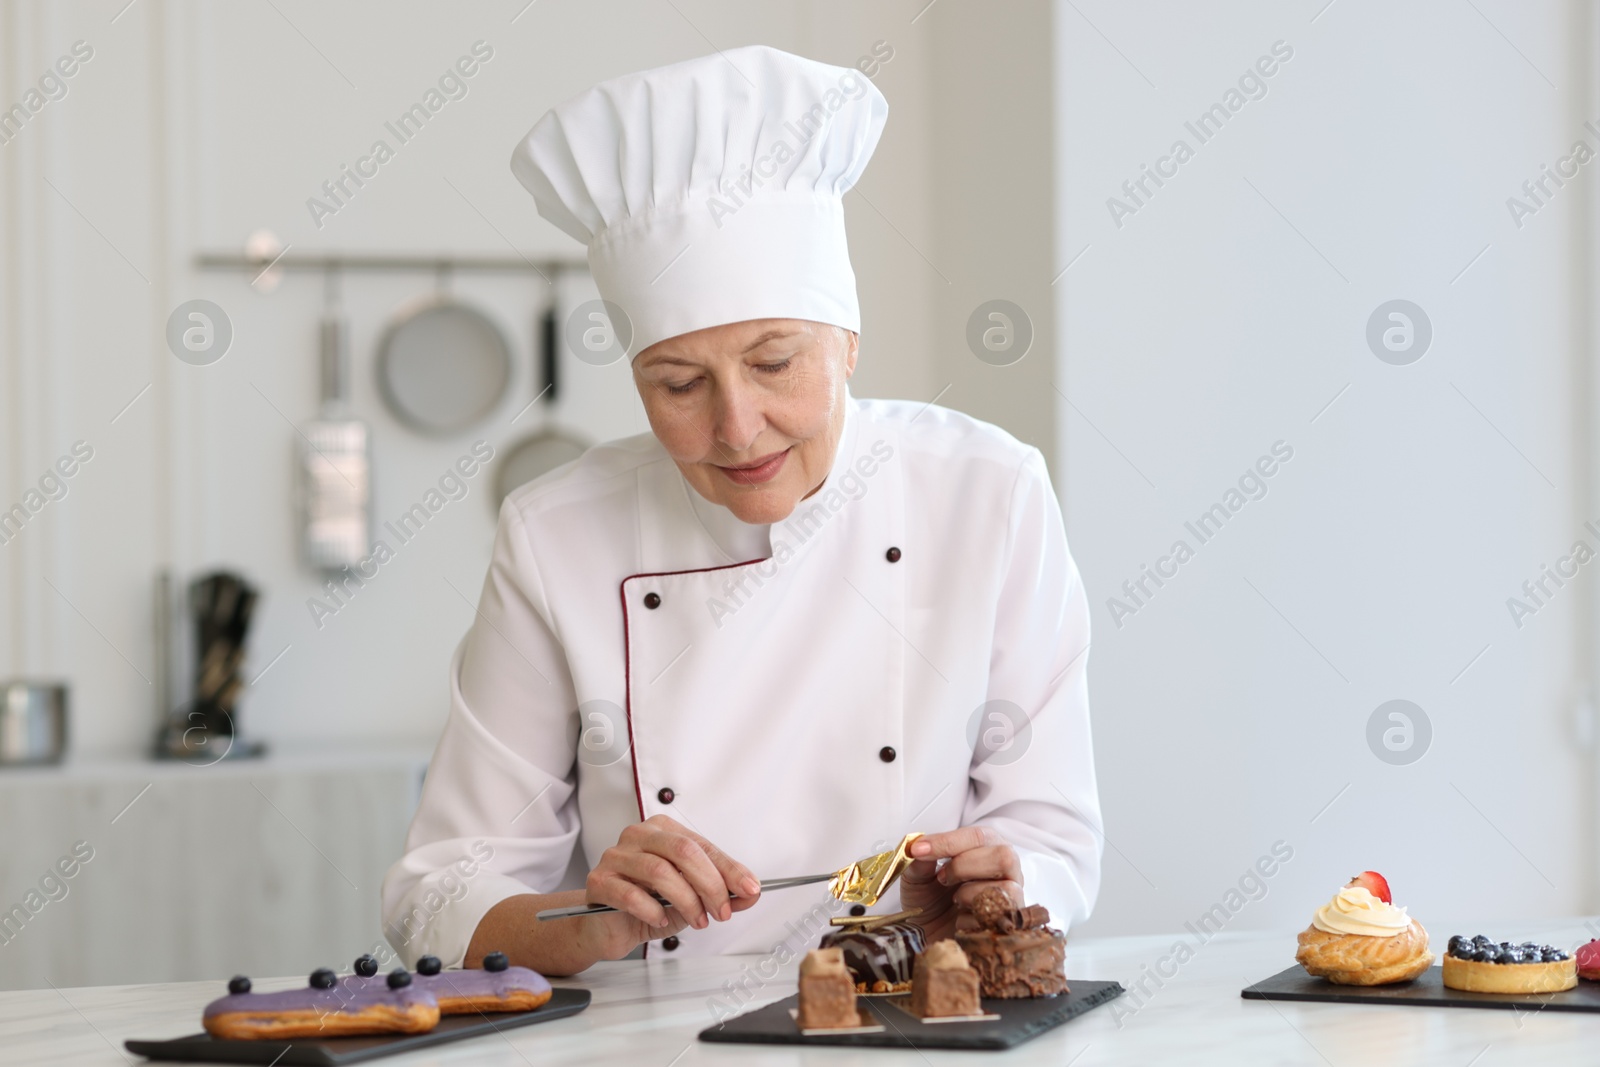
[953,887,1068,998]
[819,918,926,994]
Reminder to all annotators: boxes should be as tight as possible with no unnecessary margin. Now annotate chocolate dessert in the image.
[819,917,926,994]
[953,887,1068,998]
[910,940,982,1018]
[797,948,861,1030]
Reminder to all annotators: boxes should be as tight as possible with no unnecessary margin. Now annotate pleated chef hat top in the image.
[510,45,888,357]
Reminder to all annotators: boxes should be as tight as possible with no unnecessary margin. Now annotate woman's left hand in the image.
[898,826,1022,943]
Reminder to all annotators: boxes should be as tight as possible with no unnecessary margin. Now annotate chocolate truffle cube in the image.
[911,940,983,1018]
[797,948,861,1030]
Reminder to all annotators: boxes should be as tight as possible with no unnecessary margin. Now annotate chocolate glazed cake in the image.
[819,919,927,994]
[953,887,1068,998]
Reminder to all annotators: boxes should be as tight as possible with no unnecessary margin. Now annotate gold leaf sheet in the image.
[827,832,924,906]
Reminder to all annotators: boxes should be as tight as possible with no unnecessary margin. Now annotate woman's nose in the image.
[712,385,762,453]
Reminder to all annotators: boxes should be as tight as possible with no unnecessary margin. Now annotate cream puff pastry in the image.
[1295,872,1432,986]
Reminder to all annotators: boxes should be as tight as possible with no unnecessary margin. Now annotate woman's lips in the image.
[717,449,789,486]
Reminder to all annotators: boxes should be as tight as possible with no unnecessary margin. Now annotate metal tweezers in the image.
[534,873,834,921]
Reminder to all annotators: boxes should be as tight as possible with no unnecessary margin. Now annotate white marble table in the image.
[6,922,1600,1066]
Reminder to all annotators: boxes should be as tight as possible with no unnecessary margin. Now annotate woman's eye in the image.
[755,359,792,375]
[662,379,700,395]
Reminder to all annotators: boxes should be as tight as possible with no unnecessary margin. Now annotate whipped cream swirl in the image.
[1310,886,1411,938]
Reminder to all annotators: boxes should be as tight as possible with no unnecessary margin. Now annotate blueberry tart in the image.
[1442,935,1575,994]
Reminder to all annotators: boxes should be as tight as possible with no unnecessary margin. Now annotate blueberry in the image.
[1549,950,1569,961]
[1473,934,1493,947]
[353,954,379,978]
[417,955,442,977]
[483,951,509,973]
[1540,945,1559,957]
[1448,935,1469,952]
[1525,950,1546,964]
[1477,946,1500,963]
[228,976,251,995]
[1501,948,1525,965]
[310,967,337,989]
[387,968,412,990]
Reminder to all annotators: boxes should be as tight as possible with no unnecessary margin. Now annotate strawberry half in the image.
[1347,870,1391,904]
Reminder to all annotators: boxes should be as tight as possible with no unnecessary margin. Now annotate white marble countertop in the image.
[7,921,1600,1066]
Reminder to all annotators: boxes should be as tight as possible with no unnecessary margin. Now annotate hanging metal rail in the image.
[195,252,585,276]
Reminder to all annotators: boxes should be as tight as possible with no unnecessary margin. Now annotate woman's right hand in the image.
[581,814,762,959]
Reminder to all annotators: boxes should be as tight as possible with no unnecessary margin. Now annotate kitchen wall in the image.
[0,0,1054,757]
[1059,0,1600,937]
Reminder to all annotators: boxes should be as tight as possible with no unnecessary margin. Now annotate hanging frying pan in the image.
[376,286,513,435]
[494,300,591,508]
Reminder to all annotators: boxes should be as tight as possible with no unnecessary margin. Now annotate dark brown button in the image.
[644,592,661,609]
[661,935,680,951]
[879,746,896,763]
[657,787,675,804]
[885,547,902,563]
[850,904,867,917]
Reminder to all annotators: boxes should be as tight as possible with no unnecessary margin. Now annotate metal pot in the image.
[0,681,68,765]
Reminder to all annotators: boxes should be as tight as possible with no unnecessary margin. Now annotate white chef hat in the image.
[511,45,888,357]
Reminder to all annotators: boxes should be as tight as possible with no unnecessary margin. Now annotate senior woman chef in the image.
[381,45,1102,976]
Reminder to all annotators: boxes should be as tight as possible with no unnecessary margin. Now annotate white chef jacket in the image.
[380,395,1102,967]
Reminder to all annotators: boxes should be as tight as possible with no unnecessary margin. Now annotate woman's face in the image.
[633,318,859,525]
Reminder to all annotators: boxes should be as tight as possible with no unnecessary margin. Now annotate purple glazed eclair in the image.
[202,968,438,1040]
[343,951,553,1014]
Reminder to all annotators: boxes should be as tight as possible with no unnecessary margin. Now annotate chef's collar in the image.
[820,388,861,493]
[686,484,772,564]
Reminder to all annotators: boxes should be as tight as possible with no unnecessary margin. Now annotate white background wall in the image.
[1,0,1597,988]
[1059,0,1599,938]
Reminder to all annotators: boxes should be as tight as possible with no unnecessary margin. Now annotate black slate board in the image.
[1243,965,1600,1014]
[699,980,1123,1050]
[125,988,590,1065]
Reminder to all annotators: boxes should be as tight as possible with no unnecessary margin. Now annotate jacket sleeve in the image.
[963,447,1103,929]
[379,501,581,967]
